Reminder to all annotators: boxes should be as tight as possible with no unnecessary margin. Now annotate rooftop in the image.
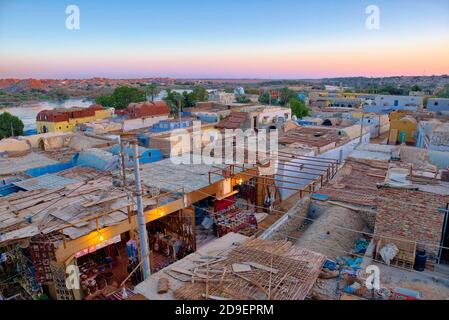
[138,154,242,193]
[215,112,248,129]
[134,233,325,300]
[0,175,133,244]
[0,152,59,177]
[319,144,449,209]
[278,126,346,149]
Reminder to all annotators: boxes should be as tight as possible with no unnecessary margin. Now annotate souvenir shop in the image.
[147,209,196,273]
[1,233,139,301]
[193,178,262,247]
[72,231,142,299]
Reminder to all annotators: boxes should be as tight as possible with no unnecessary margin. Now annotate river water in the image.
[0,98,94,130]
[1,89,197,131]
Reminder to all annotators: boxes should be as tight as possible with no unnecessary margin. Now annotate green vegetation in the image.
[258,87,297,106]
[360,84,406,95]
[192,85,208,102]
[278,87,297,106]
[0,112,24,139]
[163,86,209,113]
[259,80,306,86]
[436,84,449,98]
[243,87,259,95]
[163,89,183,114]
[235,95,251,103]
[258,91,272,105]
[289,98,309,119]
[410,85,422,92]
[0,88,69,104]
[95,86,146,109]
[145,84,160,102]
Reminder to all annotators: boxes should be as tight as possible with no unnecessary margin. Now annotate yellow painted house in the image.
[388,110,417,145]
[36,104,113,133]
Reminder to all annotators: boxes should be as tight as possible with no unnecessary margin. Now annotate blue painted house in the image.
[426,98,449,112]
[109,145,163,167]
[150,118,194,133]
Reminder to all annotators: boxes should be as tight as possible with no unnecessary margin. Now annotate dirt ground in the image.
[363,259,449,300]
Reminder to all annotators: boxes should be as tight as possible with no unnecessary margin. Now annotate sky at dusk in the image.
[0,0,448,79]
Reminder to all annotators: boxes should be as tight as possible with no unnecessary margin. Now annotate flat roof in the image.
[0,152,59,176]
[139,154,241,193]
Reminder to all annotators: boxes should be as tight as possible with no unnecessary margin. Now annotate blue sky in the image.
[1,0,448,78]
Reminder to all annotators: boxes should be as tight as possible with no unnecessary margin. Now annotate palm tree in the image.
[145,83,160,102]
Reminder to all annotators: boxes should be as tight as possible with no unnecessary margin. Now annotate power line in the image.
[179,188,449,283]
[145,151,448,212]
[144,159,449,252]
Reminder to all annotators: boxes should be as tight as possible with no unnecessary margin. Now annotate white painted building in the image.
[374,95,423,108]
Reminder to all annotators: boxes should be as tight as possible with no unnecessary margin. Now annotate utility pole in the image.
[132,141,151,279]
[120,140,127,187]
[178,94,182,127]
[120,137,133,229]
[359,112,365,145]
[10,122,14,137]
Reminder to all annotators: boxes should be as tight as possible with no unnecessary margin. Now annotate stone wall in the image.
[374,188,448,260]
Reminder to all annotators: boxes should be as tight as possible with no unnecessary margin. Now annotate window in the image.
[435,102,438,106]
[394,100,399,107]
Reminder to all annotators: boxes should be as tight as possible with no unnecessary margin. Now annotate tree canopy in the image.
[289,98,309,119]
[410,85,422,92]
[95,86,146,109]
[235,95,251,103]
[163,86,209,113]
[278,87,297,106]
[145,84,160,102]
[258,91,272,105]
[258,87,297,106]
[0,112,24,139]
[436,84,449,98]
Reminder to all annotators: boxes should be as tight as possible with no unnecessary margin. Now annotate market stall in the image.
[73,232,139,299]
[147,210,196,273]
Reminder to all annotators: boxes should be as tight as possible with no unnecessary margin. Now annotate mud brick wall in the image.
[374,188,448,260]
[266,197,310,241]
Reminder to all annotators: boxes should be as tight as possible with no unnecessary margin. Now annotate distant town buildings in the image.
[208,90,235,104]
[36,104,113,133]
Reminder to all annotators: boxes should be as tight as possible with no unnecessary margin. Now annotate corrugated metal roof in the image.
[13,174,80,191]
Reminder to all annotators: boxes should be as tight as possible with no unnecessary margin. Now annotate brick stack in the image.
[374,188,448,259]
